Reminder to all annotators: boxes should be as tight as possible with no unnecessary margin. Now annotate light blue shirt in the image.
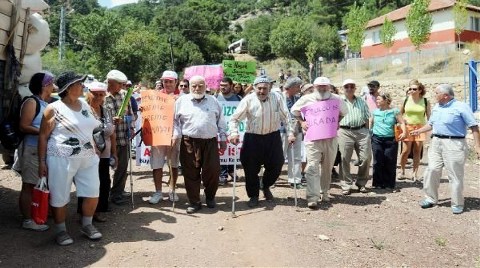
[372,108,399,137]
[24,97,48,147]
[429,99,478,137]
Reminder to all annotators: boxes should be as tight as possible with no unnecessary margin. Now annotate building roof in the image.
[366,0,480,29]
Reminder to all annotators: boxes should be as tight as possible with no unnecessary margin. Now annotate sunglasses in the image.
[408,88,418,91]
[179,85,188,88]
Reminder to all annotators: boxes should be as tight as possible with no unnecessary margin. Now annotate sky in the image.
[98,0,139,8]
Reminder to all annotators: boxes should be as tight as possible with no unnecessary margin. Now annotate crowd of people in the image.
[10,68,480,246]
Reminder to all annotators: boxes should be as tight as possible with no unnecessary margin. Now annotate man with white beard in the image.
[289,77,348,209]
[172,76,227,214]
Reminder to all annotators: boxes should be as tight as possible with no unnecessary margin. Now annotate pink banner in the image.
[183,65,223,89]
[300,99,340,142]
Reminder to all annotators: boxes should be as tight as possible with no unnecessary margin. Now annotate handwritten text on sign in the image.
[218,101,245,165]
[300,99,340,142]
[141,90,175,146]
[184,65,223,89]
[222,60,256,84]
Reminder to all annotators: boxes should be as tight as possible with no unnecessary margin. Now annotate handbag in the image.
[394,124,403,141]
[31,177,49,224]
[92,107,106,152]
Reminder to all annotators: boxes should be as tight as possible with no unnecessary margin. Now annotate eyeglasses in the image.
[179,85,188,88]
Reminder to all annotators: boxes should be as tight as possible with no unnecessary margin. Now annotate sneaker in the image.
[452,206,464,214]
[419,199,435,209]
[149,192,163,204]
[22,219,49,232]
[247,197,259,208]
[218,177,227,186]
[263,187,274,201]
[321,193,330,202]
[81,224,102,240]
[307,201,318,209]
[111,195,128,205]
[56,231,74,246]
[186,202,202,214]
[169,191,179,202]
[358,186,368,193]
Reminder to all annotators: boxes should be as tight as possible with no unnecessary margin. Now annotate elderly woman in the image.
[17,72,55,232]
[399,79,431,181]
[77,82,117,222]
[38,71,102,246]
[370,92,406,190]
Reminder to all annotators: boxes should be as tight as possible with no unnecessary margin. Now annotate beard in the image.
[191,92,205,99]
[317,91,331,100]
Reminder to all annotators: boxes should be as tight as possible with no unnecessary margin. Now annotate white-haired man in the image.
[289,77,348,209]
[149,71,181,204]
[104,70,133,205]
[411,84,480,214]
[229,75,289,208]
[172,76,227,214]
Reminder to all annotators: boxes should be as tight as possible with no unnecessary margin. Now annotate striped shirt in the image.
[339,95,370,128]
[229,92,289,135]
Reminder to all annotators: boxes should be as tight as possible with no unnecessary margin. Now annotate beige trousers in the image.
[423,137,467,207]
[338,128,372,190]
[304,138,338,203]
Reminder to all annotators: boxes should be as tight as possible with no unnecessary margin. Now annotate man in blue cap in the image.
[229,75,290,208]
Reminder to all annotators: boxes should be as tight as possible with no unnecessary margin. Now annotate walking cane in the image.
[168,156,175,212]
[291,143,298,208]
[125,115,135,209]
[231,144,239,218]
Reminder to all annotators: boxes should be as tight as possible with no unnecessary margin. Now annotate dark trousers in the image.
[220,165,234,178]
[180,136,220,204]
[78,158,111,213]
[240,131,284,198]
[371,135,398,188]
[110,144,129,198]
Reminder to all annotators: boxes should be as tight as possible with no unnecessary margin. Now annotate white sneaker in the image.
[321,193,330,202]
[149,192,163,204]
[22,219,49,232]
[169,191,179,202]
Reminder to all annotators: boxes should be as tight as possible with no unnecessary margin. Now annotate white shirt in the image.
[173,94,227,140]
[229,91,289,135]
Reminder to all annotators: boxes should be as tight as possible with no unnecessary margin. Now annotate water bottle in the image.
[109,156,116,168]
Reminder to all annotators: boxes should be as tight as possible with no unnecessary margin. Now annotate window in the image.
[372,30,381,43]
[471,16,480,32]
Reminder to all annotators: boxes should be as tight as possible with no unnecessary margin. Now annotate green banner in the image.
[222,60,256,84]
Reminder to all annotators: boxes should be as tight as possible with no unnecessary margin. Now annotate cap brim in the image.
[58,75,87,94]
[161,77,177,80]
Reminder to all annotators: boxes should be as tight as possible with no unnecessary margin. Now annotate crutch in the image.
[231,144,239,218]
[125,115,135,209]
[291,143,298,208]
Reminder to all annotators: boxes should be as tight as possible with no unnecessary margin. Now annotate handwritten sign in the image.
[140,90,175,146]
[222,60,256,84]
[300,99,340,142]
[184,65,223,89]
[218,101,245,165]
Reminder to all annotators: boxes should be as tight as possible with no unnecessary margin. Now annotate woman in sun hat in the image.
[38,71,103,246]
[77,81,117,222]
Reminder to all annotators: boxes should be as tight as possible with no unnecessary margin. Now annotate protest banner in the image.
[300,99,340,142]
[218,101,245,165]
[140,90,175,146]
[183,65,223,89]
[222,60,256,84]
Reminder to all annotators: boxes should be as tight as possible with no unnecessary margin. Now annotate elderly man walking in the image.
[290,77,348,209]
[411,84,480,214]
[173,76,227,214]
[229,75,289,208]
[281,77,304,188]
[104,70,133,205]
[338,79,371,195]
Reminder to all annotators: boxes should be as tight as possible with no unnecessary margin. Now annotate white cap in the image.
[342,78,356,87]
[106,70,128,83]
[161,70,178,80]
[313,77,331,86]
[126,80,132,85]
[87,81,107,92]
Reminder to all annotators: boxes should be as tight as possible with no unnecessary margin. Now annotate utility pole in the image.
[59,5,65,61]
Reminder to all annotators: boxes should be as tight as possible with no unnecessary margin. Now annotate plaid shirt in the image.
[104,90,132,146]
